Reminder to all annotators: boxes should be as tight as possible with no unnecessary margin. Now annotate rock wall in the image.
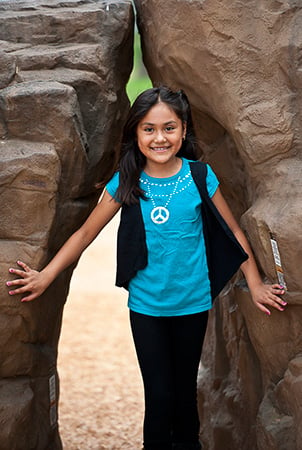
[0,1,133,448]
[134,1,302,449]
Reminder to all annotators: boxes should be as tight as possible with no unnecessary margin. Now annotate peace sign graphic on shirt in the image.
[151,206,170,224]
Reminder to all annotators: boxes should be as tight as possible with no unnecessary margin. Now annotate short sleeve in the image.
[105,171,120,201]
[206,164,219,198]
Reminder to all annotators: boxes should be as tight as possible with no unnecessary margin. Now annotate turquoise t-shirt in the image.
[106,158,219,317]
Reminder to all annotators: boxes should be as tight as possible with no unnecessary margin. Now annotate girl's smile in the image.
[136,102,186,175]
[151,146,171,152]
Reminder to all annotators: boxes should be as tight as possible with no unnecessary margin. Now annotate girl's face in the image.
[136,102,186,170]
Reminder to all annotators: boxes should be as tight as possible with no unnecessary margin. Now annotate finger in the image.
[254,301,271,316]
[17,260,31,272]
[273,283,286,290]
[271,299,287,312]
[8,267,28,278]
[267,286,287,304]
[271,284,287,298]
[272,286,285,294]
[272,295,287,307]
[6,279,27,288]
[8,286,30,295]
[21,293,38,302]
[265,295,286,311]
[264,286,286,309]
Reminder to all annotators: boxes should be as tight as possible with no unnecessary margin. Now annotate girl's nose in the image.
[154,131,166,143]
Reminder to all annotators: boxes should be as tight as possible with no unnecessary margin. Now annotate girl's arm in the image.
[6,190,121,302]
[211,188,286,315]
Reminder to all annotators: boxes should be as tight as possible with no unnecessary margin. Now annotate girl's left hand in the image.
[250,283,287,316]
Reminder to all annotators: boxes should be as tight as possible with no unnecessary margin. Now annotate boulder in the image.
[134,0,302,448]
[0,0,133,448]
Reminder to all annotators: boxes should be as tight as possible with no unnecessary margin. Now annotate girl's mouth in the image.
[151,146,170,152]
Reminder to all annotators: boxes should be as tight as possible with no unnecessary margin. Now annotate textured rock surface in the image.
[134,0,302,449]
[0,0,133,448]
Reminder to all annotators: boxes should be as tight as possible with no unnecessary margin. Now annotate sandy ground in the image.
[57,213,144,450]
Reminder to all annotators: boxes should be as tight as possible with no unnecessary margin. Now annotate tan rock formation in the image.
[0,0,133,448]
[134,0,302,449]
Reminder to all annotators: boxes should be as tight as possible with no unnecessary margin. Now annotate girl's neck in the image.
[144,157,182,178]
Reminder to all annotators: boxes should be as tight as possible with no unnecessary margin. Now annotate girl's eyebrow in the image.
[140,120,178,126]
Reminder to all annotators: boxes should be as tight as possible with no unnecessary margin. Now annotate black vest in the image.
[116,161,248,302]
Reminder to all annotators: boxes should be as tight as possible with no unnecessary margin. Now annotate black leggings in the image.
[130,310,208,450]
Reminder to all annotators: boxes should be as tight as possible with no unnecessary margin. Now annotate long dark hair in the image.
[116,86,198,205]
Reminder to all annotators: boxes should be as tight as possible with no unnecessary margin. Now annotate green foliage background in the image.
[126,32,152,104]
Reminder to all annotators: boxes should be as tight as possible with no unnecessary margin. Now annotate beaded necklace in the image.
[139,170,193,224]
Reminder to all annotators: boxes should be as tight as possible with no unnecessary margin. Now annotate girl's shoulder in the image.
[205,165,219,197]
[188,159,219,198]
[106,171,120,198]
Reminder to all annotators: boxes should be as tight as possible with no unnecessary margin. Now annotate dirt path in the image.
[57,214,144,449]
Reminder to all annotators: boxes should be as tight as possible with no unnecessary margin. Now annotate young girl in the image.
[6,86,286,450]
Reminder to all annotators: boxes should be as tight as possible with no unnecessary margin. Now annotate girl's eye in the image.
[144,127,154,133]
[166,126,175,132]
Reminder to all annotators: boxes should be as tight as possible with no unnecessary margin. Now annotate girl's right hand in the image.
[5,190,121,303]
[6,261,49,302]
